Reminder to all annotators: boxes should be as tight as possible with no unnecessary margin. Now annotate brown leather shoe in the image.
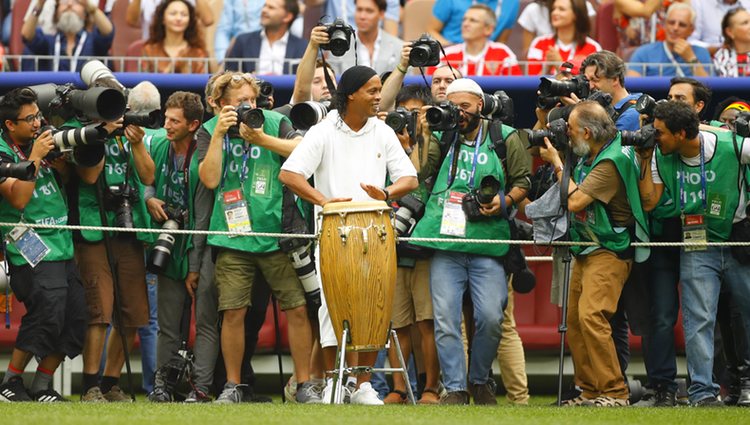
[441,391,470,405]
[471,383,497,405]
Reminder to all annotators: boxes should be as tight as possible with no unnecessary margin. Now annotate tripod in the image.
[555,151,575,407]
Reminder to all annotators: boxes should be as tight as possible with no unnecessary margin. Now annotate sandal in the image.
[418,387,440,405]
[384,390,407,404]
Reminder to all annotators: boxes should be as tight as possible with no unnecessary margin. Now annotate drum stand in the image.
[329,323,416,405]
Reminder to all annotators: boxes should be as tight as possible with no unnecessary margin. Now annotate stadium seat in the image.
[124,39,146,72]
[402,0,436,43]
[110,0,142,72]
[9,0,31,71]
[596,1,619,53]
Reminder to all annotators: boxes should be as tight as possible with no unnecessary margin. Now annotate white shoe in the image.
[321,380,333,404]
[350,382,384,405]
[284,377,297,404]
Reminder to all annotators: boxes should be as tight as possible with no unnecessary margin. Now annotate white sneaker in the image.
[350,382,384,405]
[284,377,298,404]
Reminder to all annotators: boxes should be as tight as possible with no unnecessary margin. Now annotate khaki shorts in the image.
[75,238,149,328]
[214,249,306,312]
[392,258,433,328]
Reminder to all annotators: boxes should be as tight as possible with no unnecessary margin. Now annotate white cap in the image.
[445,78,483,98]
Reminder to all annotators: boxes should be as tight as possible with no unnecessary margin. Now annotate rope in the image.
[2,221,750,248]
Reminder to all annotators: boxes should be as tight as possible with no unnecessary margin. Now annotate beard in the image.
[57,11,85,35]
[459,108,481,135]
[572,138,591,157]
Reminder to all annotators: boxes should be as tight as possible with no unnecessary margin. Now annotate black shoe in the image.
[148,386,172,403]
[693,396,724,407]
[653,390,676,407]
[33,389,69,402]
[738,385,750,407]
[552,385,583,406]
[0,377,31,402]
[441,391,470,405]
[470,383,497,405]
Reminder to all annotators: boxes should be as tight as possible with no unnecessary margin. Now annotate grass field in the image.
[1,397,748,425]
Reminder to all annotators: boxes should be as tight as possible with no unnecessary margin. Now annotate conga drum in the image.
[319,201,397,351]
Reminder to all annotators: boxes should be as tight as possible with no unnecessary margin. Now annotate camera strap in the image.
[53,31,88,73]
[166,141,195,210]
[677,137,707,215]
[219,134,251,193]
[445,125,483,189]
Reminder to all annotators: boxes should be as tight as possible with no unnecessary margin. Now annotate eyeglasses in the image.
[14,112,44,125]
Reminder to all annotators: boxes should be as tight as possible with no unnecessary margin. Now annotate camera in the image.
[104,183,138,229]
[635,94,667,125]
[409,34,441,67]
[123,109,162,129]
[31,83,127,123]
[393,194,426,237]
[538,75,590,100]
[256,80,274,110]
[147,206,187,274]
[385,107,418,138]
[228,102,265,137]
[525,118,569,150]
[278,235,320,309]
[321,18,354,57]
[462,175,501,222]
[426,101,461,131]
[537,95,560,110]
[290,100,331,131]
[621,124,657,149]
[0,160,36,180]
[736,112,750,137]
[482,90,514,124]
[81,60,126,92]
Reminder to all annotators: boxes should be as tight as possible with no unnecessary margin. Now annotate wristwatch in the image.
[382,188,390,201]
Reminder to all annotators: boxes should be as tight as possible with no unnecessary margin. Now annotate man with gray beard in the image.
[21,0,114,72]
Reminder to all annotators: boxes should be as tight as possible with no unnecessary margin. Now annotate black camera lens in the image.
[409,34,441,67]
[290,101,330,130]
[538,75,590,99]
[621,124,657,149]
[116,198,135,229]
[426,102,461,131]
[385,107,412,133]
[477,175,501,205]
[123,109,162,129]
[0,161,36,180]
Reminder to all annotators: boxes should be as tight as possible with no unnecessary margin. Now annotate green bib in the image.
[147,135,199,280]
[655,129,743,241]
[204,110,289,254]
[63,119,151,243]
[411,126,510,257]
[570,134,650,262]
[0,134,73,266]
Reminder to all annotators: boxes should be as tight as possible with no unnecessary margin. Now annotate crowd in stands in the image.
[0,0,748,76]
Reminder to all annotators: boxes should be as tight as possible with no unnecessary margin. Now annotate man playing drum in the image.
[279,65,418,405]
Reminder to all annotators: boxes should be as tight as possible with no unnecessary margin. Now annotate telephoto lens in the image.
[115,198,135,229]
[290,101,330,130]
[147,220,179,274]
[0,160,36,180]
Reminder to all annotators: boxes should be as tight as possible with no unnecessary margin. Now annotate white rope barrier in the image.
[1,221,749,248]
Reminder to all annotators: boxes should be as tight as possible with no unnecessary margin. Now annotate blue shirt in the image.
[433,0,520,44]
[214,0,262,63]
[325,0,401,27]
[628,42,713,77]
[22,27,114,72]
[615,93,642,131]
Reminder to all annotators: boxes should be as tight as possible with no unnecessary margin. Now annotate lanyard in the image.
[167,140,195,208]
[446,125,483,189]
[6,138,49,169]
[219,135,251,192]
[678,138,707,214]
[662,43,686,78]
[53,31,88,72]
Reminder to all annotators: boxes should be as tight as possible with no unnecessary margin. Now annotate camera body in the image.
[538,75,590,101]
[621,124,657,149]
[146,205,186,274]
[393,194,426,237]
[256,80,274,110]
[321,19,354,57]
[635,94,667,125]
[122,109,162,129]
[409,34,441,67]
[385,107,419,138]
[482,90,514,124]
[228,103,265,137]
[461,175,501,222]
[104,183,139,229]
[525,118,569,150]
[736,112,750,137]
[426,101,461,131]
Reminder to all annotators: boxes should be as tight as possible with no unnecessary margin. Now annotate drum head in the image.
[321,200,391,215]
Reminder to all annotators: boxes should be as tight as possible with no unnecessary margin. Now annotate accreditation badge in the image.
[440,192,467,238]
[6,226,51,268]
[707,192,726,218]
[222,189,252,236]
[682,214,707,252]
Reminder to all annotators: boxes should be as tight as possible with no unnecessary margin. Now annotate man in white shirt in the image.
[689,0,750,54]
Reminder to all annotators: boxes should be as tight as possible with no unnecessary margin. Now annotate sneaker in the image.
[693,396,724,407]
[104,386,132,402]
[284,377,298,404]
[147,387,172,403]
[350,382,384,405]
[0,376,32,402]
[214,383,244,404]
[653,390,676,407]
[321,381,333,404]
[296,381,324,404]
[471,383,497,406]
[560,395,591,407]
[441,391,470,405]
[342,381,356,404]
[581,396,629,407]
[80,386,107,403]
[33,389,69,402]
[184,388,211,403]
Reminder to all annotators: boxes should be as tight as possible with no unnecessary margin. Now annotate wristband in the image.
[396,64,408,74]
[382,188,390,201]
[507,193,516,206]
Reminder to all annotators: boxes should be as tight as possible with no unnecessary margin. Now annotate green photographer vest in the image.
[654,129,744,242]
[63,119,151,243]
[204,109,290,254]
[411,127,510,257]
[147,135,200,280]
[0,133,73,266]
[570,134,650,262]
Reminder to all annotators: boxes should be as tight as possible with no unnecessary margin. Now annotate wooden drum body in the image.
[319,201,396,351]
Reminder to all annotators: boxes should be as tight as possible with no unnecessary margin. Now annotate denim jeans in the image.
[138,274,159,393]
[370,348,418,398]
[644,246,681,393]
[430,250,507,392]
[680,246,750,402]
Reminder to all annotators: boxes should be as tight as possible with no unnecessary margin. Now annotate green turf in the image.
[1,398,748,425]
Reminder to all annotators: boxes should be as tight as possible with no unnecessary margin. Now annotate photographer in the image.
[197,72,318,404]
[66,99,155,402]
[539,101,649,407]
[637,100,750,407]
[581,51,642,131]
[407,78,511,405]
[0,88,95,402]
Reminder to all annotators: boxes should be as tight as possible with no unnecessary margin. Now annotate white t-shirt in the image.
[517,1,597,37]
[281,110,417,202]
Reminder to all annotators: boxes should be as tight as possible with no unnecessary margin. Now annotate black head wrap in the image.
[336,65,378,97]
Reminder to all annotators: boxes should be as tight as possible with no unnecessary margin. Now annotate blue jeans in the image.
[138,273,159,393]
[680,246,750,402]
[371,348,418,398]
[644,246,680,393]
[430,251,507,392]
